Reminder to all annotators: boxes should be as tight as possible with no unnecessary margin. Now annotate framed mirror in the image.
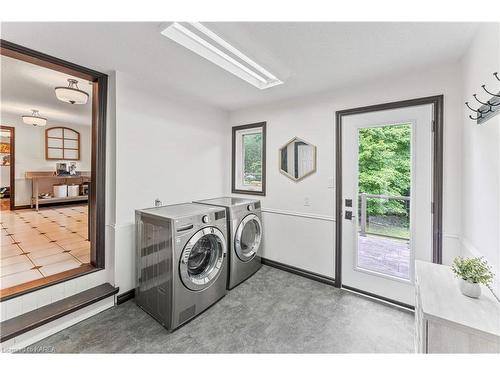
[279,137,317,182]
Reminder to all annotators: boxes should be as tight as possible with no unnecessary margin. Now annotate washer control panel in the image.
[247,204,254,211]
[202,215,210,224]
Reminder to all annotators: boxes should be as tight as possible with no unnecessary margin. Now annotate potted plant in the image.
[452,256,495,298]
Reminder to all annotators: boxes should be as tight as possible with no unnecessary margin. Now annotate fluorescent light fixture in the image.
[161,22,283,90]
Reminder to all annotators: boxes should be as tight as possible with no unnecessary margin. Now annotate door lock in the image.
[344,211,353,220]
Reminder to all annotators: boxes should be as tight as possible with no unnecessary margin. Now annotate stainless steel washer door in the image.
[180,227,226,291]
[234,214,262,262]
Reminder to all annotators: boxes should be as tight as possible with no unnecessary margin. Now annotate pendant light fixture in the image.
[22,109,47,127]
[55,78,89,104]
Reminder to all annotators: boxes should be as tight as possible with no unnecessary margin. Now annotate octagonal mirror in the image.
[279,137,317,182]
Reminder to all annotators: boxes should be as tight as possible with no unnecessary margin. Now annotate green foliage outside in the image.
[358,124,411,239]
[243,133,262,186]
[358,124,411,217]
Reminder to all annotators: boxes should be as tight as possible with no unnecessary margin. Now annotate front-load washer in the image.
[135,203,228,331]
[195,197,262,289]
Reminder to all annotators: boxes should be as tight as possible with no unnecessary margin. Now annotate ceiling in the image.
[1,22,479,111]
[1,55,92,126]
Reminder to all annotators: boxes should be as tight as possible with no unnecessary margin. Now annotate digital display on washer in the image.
[215,210,226,220]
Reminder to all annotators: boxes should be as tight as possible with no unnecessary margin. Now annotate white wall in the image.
[111,72,230,293]
[460,23,500,295]
[0,112,91,205]
[229,63,464,278]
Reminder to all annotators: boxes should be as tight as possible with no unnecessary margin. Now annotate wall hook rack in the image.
[465,72,500,124]
[482,85,500,99]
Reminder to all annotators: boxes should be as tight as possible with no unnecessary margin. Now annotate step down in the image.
[1,283,118,343]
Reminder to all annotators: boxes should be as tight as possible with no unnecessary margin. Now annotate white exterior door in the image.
[341,104,434,306]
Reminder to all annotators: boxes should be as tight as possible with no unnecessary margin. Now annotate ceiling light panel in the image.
[161,22,283,90]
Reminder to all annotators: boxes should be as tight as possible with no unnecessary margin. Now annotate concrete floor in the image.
[26,266,414,353]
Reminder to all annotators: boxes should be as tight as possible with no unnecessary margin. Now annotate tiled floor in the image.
[358,234,410,279]
[0,204,90,290]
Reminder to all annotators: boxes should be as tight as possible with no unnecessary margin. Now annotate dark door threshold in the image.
[0,283,118,343]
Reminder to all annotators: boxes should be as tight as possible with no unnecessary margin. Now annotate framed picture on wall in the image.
[231,122,266,196]
[0,142,10,153]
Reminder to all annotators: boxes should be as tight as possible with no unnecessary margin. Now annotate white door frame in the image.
[334,95,444,308]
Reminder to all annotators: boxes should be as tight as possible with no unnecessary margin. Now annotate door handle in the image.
[344,211,356,220]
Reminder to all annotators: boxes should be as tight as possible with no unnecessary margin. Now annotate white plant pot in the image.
[459,279,481,298]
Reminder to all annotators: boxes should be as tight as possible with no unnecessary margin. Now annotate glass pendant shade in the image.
[55,79,89,104]
[22,109,47,127]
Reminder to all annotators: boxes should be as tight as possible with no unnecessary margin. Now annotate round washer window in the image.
[187,235,219,277]
[235,214,262,262]
[180,227,226,291]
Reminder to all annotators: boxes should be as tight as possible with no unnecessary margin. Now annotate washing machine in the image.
[135,203,228,331]
[195,197,263,289]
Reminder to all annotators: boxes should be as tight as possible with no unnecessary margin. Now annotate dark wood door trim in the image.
[0,40,108,283]
[0,125,15,210]
[334,95,444,289]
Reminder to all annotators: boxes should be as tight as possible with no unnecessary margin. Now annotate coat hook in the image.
[494,72,499,82]
[469,113,482,121]
[472,94,495,113]
[465,101,478,112]
[481,85,500,99]
[469,97,491,114]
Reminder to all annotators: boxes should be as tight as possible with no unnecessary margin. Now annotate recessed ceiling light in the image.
[161,22,283,90]
[22,109,47,127]
[55,79,89,104]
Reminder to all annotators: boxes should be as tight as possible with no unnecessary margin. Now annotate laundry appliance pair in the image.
[135,197,262,331]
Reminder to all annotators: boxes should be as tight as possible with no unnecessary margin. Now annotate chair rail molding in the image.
[261,207,335,222]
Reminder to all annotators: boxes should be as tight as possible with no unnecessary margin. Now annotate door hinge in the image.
[432,120,436,132]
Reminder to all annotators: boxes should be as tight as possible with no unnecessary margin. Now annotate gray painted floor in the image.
[26,266,414,353]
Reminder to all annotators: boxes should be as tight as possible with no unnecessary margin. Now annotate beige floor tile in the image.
[0,245,22,258]
[27,246,64,259]
[39,259,81,277]
[0,269,44,289]
[57,237,88,247]
[36,224,64,232]
[1,236,14,245]
[11,232,46,242]
[0,254,30,267]
[17,240,57,252]
[71,246,90,258]
[75,253,90,263]
[33,252,75,267]
[45,232,82,242]
[3,225,34,234]
[1,259,34,277]
[15,235,52,244]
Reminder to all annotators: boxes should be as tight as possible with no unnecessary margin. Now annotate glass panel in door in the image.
[357,124,412,280]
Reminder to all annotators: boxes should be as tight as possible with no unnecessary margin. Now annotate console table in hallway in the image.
[25,171,90,211]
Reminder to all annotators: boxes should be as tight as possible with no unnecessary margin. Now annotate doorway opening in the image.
[0,40,107,300]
